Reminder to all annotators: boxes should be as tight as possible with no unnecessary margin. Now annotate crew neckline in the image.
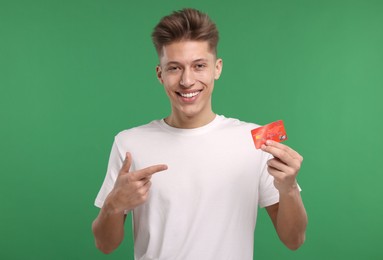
[157,114,224,136]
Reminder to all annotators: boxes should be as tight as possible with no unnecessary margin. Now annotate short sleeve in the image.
[94,139,124,208]
[258,153,280,208]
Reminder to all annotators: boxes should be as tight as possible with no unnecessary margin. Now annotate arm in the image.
[92,152,168,254]
[92,203,127,254]
[261,141,308,250]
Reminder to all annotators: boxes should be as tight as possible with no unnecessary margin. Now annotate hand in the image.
[261,140,303,194]
[106,152,168,213]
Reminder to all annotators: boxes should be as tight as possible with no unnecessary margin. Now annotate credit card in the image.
[251,120,288,149]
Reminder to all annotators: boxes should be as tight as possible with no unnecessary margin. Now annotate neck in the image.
[164,111,216,129]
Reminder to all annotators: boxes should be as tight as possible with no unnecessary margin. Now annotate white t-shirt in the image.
[95,115,280,260]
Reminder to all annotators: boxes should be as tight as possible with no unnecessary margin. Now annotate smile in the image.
[177,90,201,98]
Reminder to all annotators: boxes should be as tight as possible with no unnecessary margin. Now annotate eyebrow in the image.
[192,58,209,63]
[164,59,209,66]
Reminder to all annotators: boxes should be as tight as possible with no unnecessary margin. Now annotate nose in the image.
[180,68,195,88]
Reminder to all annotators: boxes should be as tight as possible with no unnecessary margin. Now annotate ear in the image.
[214,58,223,80]
[156,65,164,84]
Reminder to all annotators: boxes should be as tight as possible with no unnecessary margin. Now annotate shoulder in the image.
[115,119,162,142]
[217,115,262,131]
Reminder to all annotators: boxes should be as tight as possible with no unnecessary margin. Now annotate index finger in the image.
[261,140,303,162]
[131,164,168,180]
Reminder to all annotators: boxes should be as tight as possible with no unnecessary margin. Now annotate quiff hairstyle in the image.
[152,8,219,57]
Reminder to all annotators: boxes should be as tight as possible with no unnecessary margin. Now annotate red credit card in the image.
[251,120,288,149]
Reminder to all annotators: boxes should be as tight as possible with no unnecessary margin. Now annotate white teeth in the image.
[180,91,200,98]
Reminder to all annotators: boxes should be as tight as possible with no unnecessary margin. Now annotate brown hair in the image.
[152,8,219,56]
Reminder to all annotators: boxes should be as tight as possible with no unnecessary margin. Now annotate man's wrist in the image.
[103,191,124,216]
[278,181,300,197]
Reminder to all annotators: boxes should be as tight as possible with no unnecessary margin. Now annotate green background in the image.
[1,0,382,259]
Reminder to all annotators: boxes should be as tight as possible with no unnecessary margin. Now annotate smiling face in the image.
[156,41,223,128]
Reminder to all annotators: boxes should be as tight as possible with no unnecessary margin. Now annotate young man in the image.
[92,8,307,259]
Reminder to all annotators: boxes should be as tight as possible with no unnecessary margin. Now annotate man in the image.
[92,8,307,259]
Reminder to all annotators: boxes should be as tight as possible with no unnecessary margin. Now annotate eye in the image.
[195,63,207,70]
[167,66,178,71]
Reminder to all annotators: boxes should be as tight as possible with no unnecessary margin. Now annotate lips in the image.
[176,90,202,99]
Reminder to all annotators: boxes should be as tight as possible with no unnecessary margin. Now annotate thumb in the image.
[119,152,132,175]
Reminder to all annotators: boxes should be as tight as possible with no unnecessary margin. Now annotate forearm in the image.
[92,196,126,254]
[276,187,308,250]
